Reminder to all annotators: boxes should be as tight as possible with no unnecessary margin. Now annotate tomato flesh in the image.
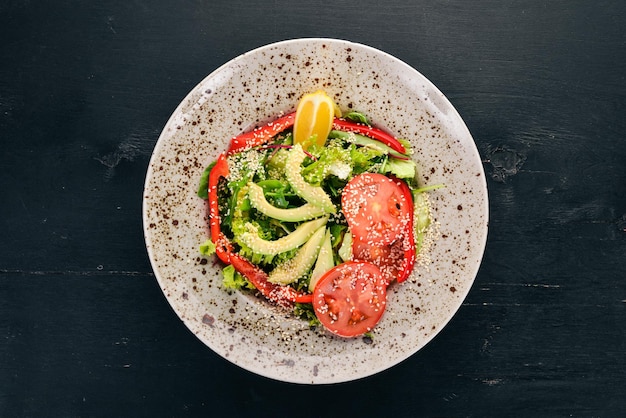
[341,173,411,246]
[352,238,404,285]
[392,177,416,283]
[312,261,387,338]
[342,173,416,284]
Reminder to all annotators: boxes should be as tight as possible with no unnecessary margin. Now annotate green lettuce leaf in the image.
[199,239,216,256]
[196,162,216,199]
[380,157,416,179]
[221,264,255,290]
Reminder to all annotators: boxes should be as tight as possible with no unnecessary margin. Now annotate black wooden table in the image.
[2,1,625,416]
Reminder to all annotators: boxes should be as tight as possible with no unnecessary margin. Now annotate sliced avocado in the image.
[285,144,336,213]
[238,216,328,256]
[413,191,432,252]
[338,230,353,262]
[268,226,326,285]
[247,182,327,222]
[308,228,334,291]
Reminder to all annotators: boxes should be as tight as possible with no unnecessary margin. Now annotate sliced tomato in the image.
[344,174,417,284]
[352,238,404,285]
[312,261,387,337]
[396,238,415,284]
[392,177,416,283]
[341,173,411,246]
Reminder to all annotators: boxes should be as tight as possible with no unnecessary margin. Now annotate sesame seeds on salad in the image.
[197,91,441,338]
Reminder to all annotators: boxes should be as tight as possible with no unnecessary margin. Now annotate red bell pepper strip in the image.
[228,251,313,307]
[208,153,230,263]
[227,112,296,154]
[295,293,314,304]
[394,178,416,283]
[214,233,233,265]
[333,118,407,155]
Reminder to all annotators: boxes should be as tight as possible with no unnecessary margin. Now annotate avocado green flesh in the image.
[338,230,353,262]
[328,130,406,158]
[308,228,334,291]
[268,226,326,285]
[247,182,327,222]
[285,144,336,213]
[238,216,329,256]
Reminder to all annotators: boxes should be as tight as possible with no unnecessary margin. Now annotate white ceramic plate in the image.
[143,38,488,384]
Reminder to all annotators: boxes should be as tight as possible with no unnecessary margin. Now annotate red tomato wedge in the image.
[341,173,411,246]
[312,261,387,338]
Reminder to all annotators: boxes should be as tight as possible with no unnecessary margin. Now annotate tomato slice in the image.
[341,173,411,246]
[343,174,417,284]
[312,261,387,337]
[392,177,416,283]
[352,238,404,285]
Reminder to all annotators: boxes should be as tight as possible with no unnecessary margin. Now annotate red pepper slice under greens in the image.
[333,118,406,155]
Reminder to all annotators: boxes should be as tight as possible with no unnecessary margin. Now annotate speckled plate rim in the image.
[143,38,488,384]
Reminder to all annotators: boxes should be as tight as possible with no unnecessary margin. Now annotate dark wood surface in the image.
[2,1,625,416]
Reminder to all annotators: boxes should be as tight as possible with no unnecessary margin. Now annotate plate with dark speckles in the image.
[142,38,488,384]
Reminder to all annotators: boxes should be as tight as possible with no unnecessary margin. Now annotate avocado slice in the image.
[328,130,407,159]
[285,144,336,213]
[237,216,329,256]
[338,230,353,262]
[308,228,334,291]
[247,182,327,222]
[268,225,327,285]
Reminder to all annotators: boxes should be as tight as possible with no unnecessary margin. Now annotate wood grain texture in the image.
[1,0,625,416]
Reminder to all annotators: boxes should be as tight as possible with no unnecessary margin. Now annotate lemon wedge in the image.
[293,90,341,149]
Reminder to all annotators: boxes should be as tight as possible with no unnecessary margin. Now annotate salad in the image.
[198,91,439,338]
